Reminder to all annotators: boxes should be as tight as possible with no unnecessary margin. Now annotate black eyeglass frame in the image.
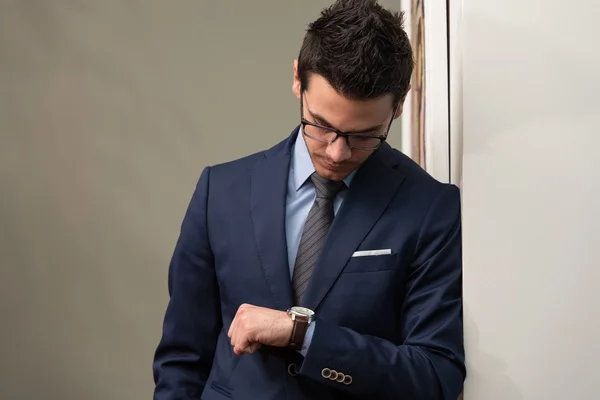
[300,93,397,151]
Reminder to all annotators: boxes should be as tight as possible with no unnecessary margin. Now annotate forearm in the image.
[299,318,464,399]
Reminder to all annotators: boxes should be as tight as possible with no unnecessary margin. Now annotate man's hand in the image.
[228,304,293,356]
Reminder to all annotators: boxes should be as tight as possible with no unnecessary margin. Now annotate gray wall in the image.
[0,1,400,399]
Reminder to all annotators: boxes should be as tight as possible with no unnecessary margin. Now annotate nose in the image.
[326,136,352,163]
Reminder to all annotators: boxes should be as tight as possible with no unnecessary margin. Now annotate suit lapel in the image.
[249,132,297,311]
[301,146,405,311]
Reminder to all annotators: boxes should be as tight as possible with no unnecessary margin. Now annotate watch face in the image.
[290,306,314,317]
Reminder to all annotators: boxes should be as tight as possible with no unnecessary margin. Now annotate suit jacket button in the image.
[343,375,353,385]
[336,373,345,383]
[329,370,339,381]
[288,363,298,376]
[321,368,331,379]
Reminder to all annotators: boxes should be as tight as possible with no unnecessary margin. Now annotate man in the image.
[153,0,465,398]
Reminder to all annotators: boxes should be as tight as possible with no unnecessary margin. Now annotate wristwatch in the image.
[287,306,315,350]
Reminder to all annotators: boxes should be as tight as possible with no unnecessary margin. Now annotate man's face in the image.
[292,62,405,182]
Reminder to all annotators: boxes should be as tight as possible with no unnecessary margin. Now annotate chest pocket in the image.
[342,251,398,274]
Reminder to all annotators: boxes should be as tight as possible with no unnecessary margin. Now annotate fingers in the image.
[232,326,249,356]
[228,303,246,339]
[244,342,261,354]
[233,342,261,356]
[249,342,261,353]
[231,329,261,355]
[228,313,237,342]
[229,304,260,355]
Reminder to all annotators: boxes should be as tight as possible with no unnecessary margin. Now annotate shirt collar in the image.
[292,127,358,191]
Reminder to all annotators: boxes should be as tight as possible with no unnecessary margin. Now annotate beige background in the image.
[0,1,401,399]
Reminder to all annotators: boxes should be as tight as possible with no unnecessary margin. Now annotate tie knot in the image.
[310,172,345,200]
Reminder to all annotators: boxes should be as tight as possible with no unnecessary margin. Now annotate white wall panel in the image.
[461,0,600,398]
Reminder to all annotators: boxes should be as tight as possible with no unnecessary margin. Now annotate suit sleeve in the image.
[298,184,465,399]
[153,167,222,399]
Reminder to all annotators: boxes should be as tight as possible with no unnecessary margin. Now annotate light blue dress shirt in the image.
[285,128,357,356]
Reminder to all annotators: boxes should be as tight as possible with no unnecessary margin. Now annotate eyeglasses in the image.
[300,94,395,151]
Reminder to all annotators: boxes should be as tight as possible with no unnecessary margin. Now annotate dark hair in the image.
[298,0,413,107]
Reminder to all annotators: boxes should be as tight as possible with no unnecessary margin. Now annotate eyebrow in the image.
[306,107,386,134]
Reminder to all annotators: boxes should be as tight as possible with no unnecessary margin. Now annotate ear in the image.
[393,83,412,119]
[292,60,301,99]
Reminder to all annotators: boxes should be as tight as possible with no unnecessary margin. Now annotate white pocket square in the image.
[351,249,392,257]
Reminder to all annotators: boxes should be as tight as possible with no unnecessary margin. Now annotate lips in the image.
[323,161,346,171]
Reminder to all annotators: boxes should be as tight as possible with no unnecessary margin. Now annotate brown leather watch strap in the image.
[288,315,309,350]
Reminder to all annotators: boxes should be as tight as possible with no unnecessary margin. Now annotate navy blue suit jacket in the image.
[153,127,465,399]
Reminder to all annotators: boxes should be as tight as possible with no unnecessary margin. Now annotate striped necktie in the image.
[292,172,345,305]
